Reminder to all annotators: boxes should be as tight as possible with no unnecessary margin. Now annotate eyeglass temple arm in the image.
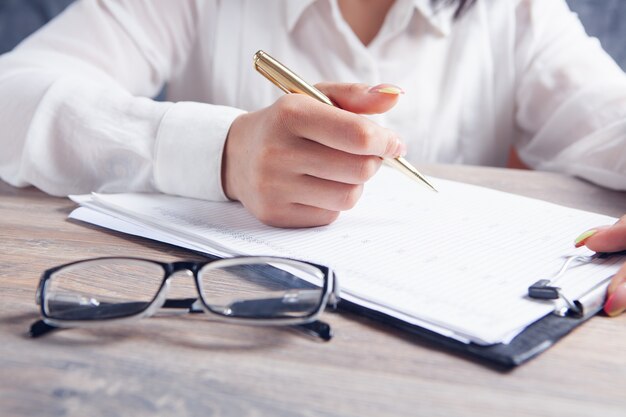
[29,297,333,341]
[29,320,57,338]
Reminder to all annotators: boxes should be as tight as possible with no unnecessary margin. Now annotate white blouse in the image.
[0,0,625,202]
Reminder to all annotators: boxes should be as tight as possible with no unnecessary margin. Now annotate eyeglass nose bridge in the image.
[148,262,201,311]
[169,261,203,274]
[140,262,197,317]
[141,277,174,318]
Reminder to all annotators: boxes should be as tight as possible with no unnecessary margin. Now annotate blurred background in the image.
[0,0,624,70]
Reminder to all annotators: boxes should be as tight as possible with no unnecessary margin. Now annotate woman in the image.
[0,0,624,313]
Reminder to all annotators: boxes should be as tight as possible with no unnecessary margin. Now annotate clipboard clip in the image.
[528,252,618,318]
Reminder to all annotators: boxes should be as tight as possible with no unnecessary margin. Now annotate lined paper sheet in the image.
[69,167,625,345]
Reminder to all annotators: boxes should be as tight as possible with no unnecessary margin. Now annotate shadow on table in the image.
[0,310,297,352]
[337,307,517,373]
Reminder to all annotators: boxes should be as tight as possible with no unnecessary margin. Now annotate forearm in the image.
[0,65,245,200]
[517,91,626,190]
[0,69,169,196]
[0,0,245,200]
[514,0,626,190]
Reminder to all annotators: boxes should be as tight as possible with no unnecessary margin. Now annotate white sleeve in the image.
[0,0,244,201]
[514,0,626,190]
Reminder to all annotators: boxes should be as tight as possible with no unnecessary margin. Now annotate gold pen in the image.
[253,50,437,192]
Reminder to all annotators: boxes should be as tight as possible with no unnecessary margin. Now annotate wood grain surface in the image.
[1,165,625,417]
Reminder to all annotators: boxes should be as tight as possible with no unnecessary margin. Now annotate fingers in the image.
[576,215,626,252]
[604,263,626,316]
[243,169,364,221]
[574,215,626,317]
[285,175,364,212]
[255,203,341,229]
[222,85,405,228]
[315,82,403,114]
[608,262,626,294]
[238,173,352,227]
[275,94,405,158]
[281,137,384,184]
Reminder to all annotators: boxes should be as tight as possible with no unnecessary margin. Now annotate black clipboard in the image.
[338,300,599,368]
[337,271,614,368]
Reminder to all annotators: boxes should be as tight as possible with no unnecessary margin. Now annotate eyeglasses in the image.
[30,256,339,341]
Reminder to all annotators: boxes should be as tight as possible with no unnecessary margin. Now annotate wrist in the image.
[222,112,249,201]
[155,101,243,201]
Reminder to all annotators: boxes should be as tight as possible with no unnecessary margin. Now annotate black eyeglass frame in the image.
[32,255,339,338]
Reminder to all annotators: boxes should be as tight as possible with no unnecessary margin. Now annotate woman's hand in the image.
[575,215,626,316]
[222,83,404,228]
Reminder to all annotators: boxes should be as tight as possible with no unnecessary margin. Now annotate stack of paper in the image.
[69,167,625,345]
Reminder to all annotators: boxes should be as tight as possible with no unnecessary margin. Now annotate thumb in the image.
[575,215,626,252]
[574,215,626,317]
[315,82,403,114]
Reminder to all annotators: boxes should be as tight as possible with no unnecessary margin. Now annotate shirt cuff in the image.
[153,101,246,201]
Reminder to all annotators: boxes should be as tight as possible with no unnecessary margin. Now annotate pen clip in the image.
[253,50,333,106]
[255,64,293,95]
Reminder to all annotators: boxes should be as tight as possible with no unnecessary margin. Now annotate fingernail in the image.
[369,84,404,95]
[394,138,407,157]
[604,284,626,317]
[574,229,597,248]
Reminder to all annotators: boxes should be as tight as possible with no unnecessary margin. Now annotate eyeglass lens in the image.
[44,259,165,320]
[198,259,325,319]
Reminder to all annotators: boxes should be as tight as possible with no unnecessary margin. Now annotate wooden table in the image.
[1,165,625,417]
